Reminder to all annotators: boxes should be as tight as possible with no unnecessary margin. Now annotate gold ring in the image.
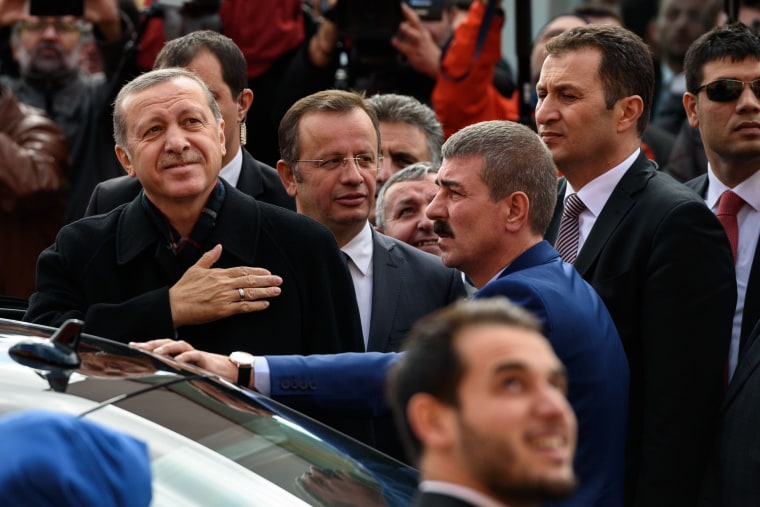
[238,288,245,301]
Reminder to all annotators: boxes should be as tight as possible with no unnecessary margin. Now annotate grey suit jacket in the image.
[368,230,466,352]
[685,174,760,355]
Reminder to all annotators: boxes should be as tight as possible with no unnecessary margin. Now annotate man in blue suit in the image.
[140,120,629,507]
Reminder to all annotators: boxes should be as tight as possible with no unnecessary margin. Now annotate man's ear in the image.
[502,191,529,233]
[683,92,700,129]
[276,160,299,197]
[406,393,456,452]
[237,88,254,122]
[114,145,136,178]
[615,95,644,134]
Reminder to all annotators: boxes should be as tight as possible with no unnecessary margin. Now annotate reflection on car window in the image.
[68,374,415,506]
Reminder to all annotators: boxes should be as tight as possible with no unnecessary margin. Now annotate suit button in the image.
[280,379,291,389]
[309,381,318,390]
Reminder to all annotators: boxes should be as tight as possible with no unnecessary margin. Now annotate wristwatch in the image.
[228,351,255,388]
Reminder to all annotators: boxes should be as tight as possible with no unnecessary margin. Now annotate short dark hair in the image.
[441,121,557,237]
[278,89,381,169]
[684,22,760,94]
[386,297,542,463]
[153,30,248,98]
[546,24,654,136]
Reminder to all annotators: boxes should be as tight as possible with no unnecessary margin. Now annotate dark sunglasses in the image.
[696,78,760,102]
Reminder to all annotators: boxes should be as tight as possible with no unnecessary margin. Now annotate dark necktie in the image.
[717,190,745,263]
[556,193,586,263]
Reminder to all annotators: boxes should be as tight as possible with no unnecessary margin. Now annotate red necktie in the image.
[717,190,745,263]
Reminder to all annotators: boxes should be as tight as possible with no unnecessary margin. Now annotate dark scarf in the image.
[141,180,226,269]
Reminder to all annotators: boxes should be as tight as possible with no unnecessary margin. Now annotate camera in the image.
[335,0,444,41]
[405,0,444,21]
[29,0,84,16]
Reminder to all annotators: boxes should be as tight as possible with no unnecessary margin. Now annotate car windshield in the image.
[0,321,417,506]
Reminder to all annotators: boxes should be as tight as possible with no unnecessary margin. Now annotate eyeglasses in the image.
[17,20,81,34]
[696,78,760,102]
[295,155,382,171]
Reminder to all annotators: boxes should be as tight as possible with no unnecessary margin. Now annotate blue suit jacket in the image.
[268,241,629,507]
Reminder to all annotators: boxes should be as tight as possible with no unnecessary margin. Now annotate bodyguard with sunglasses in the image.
[682,23,760,507]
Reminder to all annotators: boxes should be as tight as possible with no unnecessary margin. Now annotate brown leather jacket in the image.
[0,83,69,299]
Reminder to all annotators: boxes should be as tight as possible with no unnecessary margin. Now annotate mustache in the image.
[158,153,204,169]
[433,221,453,237]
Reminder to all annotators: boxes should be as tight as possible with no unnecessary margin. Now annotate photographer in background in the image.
[0,0,135,223]
[273,0,514,125]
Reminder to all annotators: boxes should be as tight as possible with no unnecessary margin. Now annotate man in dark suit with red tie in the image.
[678,23,760,506]
[682,23,760,380]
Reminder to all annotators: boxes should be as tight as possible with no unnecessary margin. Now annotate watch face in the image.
[229,351,255,366]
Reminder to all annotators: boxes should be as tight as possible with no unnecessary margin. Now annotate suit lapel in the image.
[235,149,264,197]
[367,231,403,352]
[574,153,654,276]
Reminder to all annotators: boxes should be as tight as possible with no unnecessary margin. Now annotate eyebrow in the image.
[493,361,567,380]
[436,177,463,190]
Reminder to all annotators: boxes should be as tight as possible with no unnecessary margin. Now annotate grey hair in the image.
[112,67,223,154]
[367,93,443,165]
[375,161,439,230]
[442,121,557,236]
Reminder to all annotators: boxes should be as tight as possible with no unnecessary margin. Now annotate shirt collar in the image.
[219,147,243,188]
[341,222,374,275]
[706,163,760,213]
[419,480,510,507]
[565,148,639,217]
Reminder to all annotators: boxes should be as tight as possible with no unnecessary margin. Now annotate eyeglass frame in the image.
[293,154,384,171]
[15,19,85,35]
[696,78,760,102]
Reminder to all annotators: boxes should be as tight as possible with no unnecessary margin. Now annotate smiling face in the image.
[684,57,760,186]
[114,76,226,211]
[448,323,577,504]
[284,108,379,246]
[381,173,441,256]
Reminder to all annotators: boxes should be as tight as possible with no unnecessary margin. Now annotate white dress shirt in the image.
[341,222,374,350]
[419,480,510,507]
[563,148,639,254]
[219,146,243,188]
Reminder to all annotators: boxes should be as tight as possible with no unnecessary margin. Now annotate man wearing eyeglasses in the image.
[536,24,735,507]
[276,89,465,461]
[0,0,134,222]
[681,24,760,506]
